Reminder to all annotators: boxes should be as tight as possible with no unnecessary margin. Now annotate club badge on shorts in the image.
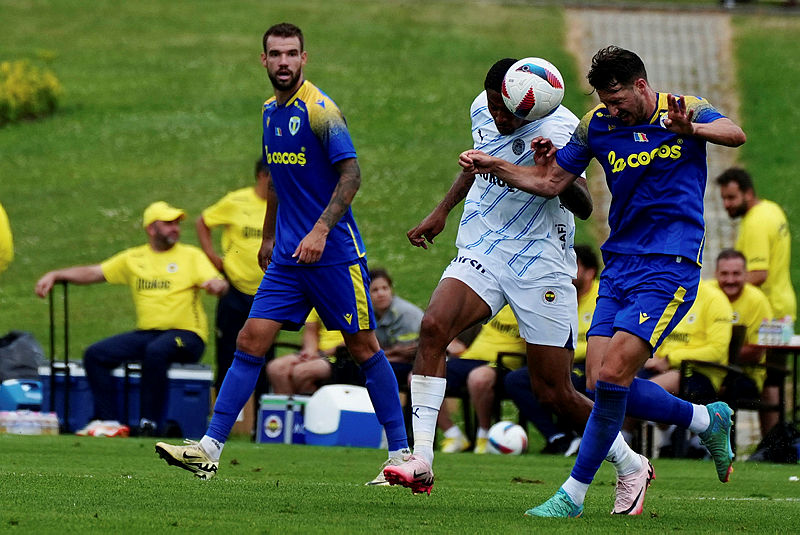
[542,289,557,304]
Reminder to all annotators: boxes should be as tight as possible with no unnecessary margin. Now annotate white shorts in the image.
[440,249,577,349]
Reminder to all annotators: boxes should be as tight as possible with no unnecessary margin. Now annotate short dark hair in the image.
[369,267,393,287]
[715,167,755,193]
[484,58,517,93]
[716,248,747,267]
[574,244,599,274]
[587,46,647,92]
[263,22,304,54]
[255,157,269,179]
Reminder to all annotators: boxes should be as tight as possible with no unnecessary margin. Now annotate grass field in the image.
[2,1,799,362]
[1,434,799,533]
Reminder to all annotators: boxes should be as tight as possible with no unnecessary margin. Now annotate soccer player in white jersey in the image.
[384,59,648,502]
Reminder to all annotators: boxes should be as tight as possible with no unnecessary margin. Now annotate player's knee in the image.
[467,367,495,392]
[235,326,269,356]
[418,312,450,346]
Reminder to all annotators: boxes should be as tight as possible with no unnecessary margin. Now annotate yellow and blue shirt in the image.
[461,305,526,370]
[736,199,796,320]
[556,93,725,263]
[658,280,734,390]
[100,243,222,342]
[201,186,266,295]
[262,80,365,266]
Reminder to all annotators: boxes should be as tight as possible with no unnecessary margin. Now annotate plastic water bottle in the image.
[781,316,794,345]
[758,319,769,346]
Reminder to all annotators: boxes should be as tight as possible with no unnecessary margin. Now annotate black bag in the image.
[0,331,46,382]
[748,422,800,464]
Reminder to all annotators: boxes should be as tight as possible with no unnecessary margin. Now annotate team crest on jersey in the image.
[289,116,300,136]
[166,263,178,273]
[659,112,668,128]
[732,312,740,323]
[542,290,557,304]
[686,313,696,324]
[512,138,525,155]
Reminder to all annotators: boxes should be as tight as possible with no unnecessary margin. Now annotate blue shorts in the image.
[587,253,700,351]
[249,258,376,334]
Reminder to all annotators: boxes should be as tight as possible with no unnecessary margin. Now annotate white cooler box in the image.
[304,384,384,448]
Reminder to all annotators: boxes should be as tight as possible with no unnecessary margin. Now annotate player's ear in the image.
[300,50,308,67]
[260,52,268,68]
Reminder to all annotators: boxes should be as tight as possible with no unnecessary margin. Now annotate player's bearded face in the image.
[719,183,749,218]
[716,258,746,299]
[151,220,181,249]
[598,84,648,126]
[263,36,306,92]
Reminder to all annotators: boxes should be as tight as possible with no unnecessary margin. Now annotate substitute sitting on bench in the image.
[34,201,228,437]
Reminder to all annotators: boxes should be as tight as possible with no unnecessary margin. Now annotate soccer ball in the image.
[501,57,565,121]
[487,421,528,455]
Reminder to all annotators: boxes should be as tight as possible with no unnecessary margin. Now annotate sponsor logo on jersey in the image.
[136,278,172,290]
[475,173,517,193]
[633,132,648,142]
[512,138,525,155]
[555,223,567,251]
[242,226,262,239]
[264,145,307,166]
[289,116,300,136]
[451,255,488,274]
[607,143,682,174]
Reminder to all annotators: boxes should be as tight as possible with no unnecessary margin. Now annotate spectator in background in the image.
[266,308,344,395]
[505,244,600,454]
[197,158,273,399]
[712,249,774,437]
[716,167,795,321]
[717,167,795,437]
[34,202,228,437]
[438,305,526,454]
[0,202,12,275]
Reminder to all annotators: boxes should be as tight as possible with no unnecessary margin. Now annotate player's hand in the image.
[459,150,495,174]
[293,222,328,264]
[34,272,57,298]
[663,94,695,136]
[258,237,275,271]
[201,278,229,297]
[407,209,447,249]
[531,136,556,165]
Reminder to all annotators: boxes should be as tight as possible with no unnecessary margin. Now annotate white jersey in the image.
[456,91,580,279]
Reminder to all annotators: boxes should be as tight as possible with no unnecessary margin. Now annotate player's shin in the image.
[361,350,408,452]
[410,374,446,464]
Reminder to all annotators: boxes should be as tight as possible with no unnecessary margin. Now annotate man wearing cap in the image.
[35,201,228,437]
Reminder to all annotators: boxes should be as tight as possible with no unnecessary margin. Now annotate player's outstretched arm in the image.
[459,149,578,198]
[558,177,593,220]
[407,170,475,249]
[293,157,360,264]
[34,265,105,298]
[664,94,746,147]
[258,173,278,270]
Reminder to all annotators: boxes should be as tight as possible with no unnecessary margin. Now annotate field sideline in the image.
[1,434,799,532]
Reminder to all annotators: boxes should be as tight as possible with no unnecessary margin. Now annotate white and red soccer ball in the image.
[502,57,565,121]
[487,421,528,455]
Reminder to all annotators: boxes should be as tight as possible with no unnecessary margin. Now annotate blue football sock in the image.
[360,349,408,451]
[570,380,629,484]
[626,377,693,428]
[206,350,264,443]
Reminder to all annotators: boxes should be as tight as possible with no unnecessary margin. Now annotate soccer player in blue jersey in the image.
[461,46,746,518]
[156,22,410,484]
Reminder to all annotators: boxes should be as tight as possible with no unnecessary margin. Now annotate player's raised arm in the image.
[664,94,746,147]
[558,177,593,220]
[407,170,476,249]
[293,157,360,264]
[459,149,578,198]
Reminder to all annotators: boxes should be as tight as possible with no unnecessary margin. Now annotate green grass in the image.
[1,434,798,533]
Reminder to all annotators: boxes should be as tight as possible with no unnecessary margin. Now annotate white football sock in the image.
[605,433,642,476]
[688,404,711,434]
[561,476,590,506]
[410,374,446,465]
[199,435,223,462]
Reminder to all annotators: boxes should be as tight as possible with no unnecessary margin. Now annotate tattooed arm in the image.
[292,157,361,264]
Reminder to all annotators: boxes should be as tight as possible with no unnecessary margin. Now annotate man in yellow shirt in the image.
[197,159,270,394]
[35,202,228,437]
[0,202,13,275]
[716,167,795,320]
[713,249,774,436]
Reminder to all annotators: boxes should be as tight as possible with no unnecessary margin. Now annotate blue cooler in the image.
[256,394,308,444]
[304,385,383,448]
[0,379,43,411]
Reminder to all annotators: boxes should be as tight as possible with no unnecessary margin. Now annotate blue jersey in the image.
[556,93,725,264]
[262,80,366,266]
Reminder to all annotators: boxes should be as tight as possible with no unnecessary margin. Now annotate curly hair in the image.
[587,46,647,91]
